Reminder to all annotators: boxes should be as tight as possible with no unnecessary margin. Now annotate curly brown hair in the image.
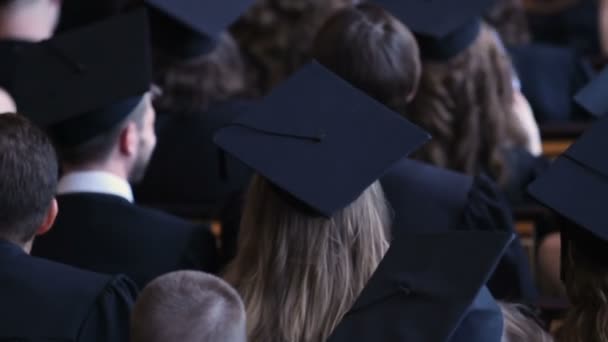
[557,239,608,342]
[153,33,248,114]
[230,0,358,94]
[407,23,528,186]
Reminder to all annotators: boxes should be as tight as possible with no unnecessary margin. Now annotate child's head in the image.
[131,271,246,342]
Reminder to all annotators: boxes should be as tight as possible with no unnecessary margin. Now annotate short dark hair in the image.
[55,97,148,166]
[0,114,58,243]
[131,271,246,342]
[313,3,421,114]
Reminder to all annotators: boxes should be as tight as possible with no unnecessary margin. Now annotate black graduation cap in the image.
[55,0,134,33]
[328,231,513,342]
[146,0,255,58]
[13,9,152,147]
[373,0,497,60]
[574,66,608,117]
[528,115,608,277]
[214,61,430,217]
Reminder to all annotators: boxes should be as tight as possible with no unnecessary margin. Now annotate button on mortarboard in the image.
[13,9,152,146]
[372,0,497,60]
[214,61,430,217]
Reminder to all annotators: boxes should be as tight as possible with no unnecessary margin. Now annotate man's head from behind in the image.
[131,271,246,342]
[56,93,157,183]
[0,114,58,248]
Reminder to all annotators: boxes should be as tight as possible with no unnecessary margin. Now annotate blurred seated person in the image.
[367,0,548,207]
[313,3,537,302]
[131,271,246,342]
[0,114,136,342]
[219,62,509,342]
[0,0,61,92]
[19,11,218,288]
[529,113,608,342]
[484,0,595,123]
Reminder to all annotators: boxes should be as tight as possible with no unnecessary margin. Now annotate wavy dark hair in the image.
[153,33,248,114]
[313,3,420,114]
[230,0,358,94]
[408,23,528,186]
[557,239,608,342]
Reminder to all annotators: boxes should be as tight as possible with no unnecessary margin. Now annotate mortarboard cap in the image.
[13,9,152,147]
[373,0,496,60]
[528,115,608,277]
[328,230,513,342]
[146,0,255,58]
[214,61,429,217]
[55,0,134,33]
[574,66,608,117]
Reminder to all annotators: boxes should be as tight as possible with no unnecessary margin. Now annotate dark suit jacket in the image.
[0,240,136,341]
[381,158,538,302]
[32,193,219,287]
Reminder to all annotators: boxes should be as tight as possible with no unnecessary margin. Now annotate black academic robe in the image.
[0,240,136,341]
[328,230,510,342]
[32,193,219,287]
[0,40,30,95]
[381,158,538,302]
[503,147,550,206]
[134,101,253,219]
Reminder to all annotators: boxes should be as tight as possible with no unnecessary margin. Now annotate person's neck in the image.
[0,6,55,42]
[62,160,130,182]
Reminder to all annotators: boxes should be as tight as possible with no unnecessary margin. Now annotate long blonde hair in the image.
[223,175,391,342]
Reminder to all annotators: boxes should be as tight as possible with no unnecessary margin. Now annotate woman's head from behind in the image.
[313,3,420,114]
[408,23,527,184]
[224,174,391,342]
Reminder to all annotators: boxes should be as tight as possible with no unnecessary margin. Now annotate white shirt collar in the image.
[57,171,134,203]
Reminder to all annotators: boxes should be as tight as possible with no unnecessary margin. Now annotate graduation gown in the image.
[0,240,136,342]
[0,40,30,94]
[381,158,538,302]
[503,147,550,206]
[134,101,253,219]
[32,193,219,287]
[328,231,511,342]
